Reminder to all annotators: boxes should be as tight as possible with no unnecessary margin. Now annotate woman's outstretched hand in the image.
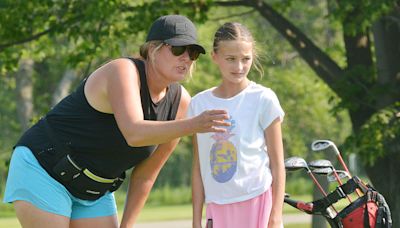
[192,110,230,133]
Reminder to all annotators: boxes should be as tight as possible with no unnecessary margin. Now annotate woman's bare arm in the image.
[85,58,229,147]
[120,86,191,227]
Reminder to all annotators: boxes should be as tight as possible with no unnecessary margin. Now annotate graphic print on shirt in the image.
[210,116,237,183]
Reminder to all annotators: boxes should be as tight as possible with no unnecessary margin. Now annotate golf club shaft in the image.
[336,154,351,176]
[335,154,362,197]
[307,171,338,213]
[332,170,352,202]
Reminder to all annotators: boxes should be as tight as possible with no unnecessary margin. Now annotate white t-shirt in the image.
[188,81,285,204]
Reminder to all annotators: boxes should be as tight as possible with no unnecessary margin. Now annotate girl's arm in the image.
[192,135,205,228]
[265,118,285,228]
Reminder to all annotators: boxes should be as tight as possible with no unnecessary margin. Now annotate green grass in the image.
[0,217,20,228]
[2,193,353,227]
[0,205,194,228]
[1,203,313,227]
[0,201,15,218]
[137,204,194,222]
[285,224,311,228]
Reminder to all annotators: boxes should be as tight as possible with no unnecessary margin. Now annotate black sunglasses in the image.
[166,44,201,61]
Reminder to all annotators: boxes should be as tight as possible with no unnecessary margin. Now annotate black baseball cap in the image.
[146,15,206,54]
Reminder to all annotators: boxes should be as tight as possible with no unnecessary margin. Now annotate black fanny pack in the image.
[42,118,125,200]
[52,153,125,200]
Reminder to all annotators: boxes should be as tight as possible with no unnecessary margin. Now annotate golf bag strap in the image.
[363,191,375,228]
[375,192,393,228]
[313,177,366,212]
[364,201,370,228]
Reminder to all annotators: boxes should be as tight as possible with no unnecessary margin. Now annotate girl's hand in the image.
[192,110,230,133]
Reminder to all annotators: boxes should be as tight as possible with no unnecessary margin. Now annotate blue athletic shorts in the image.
[2,146,117,219]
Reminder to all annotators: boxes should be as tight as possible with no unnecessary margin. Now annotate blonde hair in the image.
[213,22,264,78]
[139,41,195,78]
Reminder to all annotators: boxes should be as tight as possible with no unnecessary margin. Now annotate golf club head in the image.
[311,167,332,175]
[311,140,340,155]
[327,170,350,182]
[284,157,308,171]
[311,140,353,178]
[308,159,333,169]
[285,157,330,197]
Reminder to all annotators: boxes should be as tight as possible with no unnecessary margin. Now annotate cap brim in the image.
[164,38,206,54]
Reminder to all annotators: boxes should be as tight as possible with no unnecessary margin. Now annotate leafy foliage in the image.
[345,102,400,166]
[0,77,19,194]
[0,0,210,74]
[329,0,399,35]
[334,65,377,112]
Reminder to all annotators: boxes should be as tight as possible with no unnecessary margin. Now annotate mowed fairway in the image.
[0,205,194,227]
[0,203,314,227]
[0,196,356,228]
[1,195,348,227]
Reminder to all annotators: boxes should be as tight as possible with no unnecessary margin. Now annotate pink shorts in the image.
[206,188,276,228]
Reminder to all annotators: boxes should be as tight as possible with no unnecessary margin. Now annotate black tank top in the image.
[16,58,182,177]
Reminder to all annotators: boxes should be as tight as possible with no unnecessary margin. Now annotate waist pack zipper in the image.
[67,154,118,184]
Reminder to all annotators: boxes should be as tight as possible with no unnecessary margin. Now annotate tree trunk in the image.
[312,175,329,228]
[365,9,400,227]
[372,9,400,110]
[52,69,78,106]
[365,144,400,228]
[342,29,376,130]
[15,59,34,132]
[343,33,373,68]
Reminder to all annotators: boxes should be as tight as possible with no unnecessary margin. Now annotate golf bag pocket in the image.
[337,198,378,227]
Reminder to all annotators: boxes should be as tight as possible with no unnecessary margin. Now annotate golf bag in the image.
[285,176,392,228]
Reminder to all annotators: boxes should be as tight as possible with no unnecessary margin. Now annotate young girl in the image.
[189,22,286,228]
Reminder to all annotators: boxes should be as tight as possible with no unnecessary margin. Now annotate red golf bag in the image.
[285,176,392,228]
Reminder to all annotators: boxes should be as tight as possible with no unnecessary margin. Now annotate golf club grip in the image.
[284,197,313,213]
[207,219,213,228]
